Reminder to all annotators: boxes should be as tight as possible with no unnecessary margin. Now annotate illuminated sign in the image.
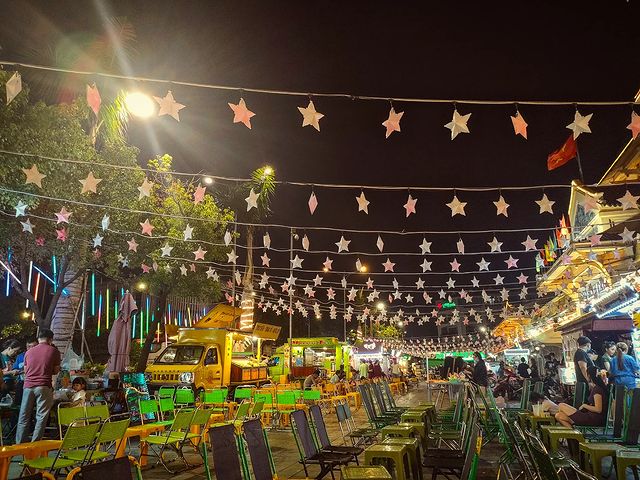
[252,323,281,340]
[436,301,456,310]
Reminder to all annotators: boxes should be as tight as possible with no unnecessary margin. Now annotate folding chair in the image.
[336,403,378,446]
[309,404,363,462]
[174,387,195,406]
[254,393,279,428]
[143,409,195,472]
[202,389,229,418]
[65,456,143,480]
[22,420,101,475]
[57,405,87,439]
[243,418,278,480]
[64,417,130,463]
[291,409,352,479]
[158,396,176,423]
[157,386,176,400]
[138,399,168,426]
[206,423,248,480]
[234,386,254,403]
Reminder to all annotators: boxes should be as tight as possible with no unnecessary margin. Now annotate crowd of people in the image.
[0,330,92,444]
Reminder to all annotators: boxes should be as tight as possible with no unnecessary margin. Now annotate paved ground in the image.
[8,384,635,479]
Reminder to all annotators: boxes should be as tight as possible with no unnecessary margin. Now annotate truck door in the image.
[203,347,222,388]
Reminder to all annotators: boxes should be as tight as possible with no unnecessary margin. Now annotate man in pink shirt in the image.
[15,329,61,443]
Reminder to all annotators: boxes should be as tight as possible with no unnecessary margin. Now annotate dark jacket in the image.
[472,359,488,387]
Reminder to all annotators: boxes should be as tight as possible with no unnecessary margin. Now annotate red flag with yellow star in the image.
[547,135,577,171]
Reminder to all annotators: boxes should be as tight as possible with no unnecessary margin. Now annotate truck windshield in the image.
[155,346,204,365]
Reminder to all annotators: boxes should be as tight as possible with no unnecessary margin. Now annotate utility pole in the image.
[288,228,295,378]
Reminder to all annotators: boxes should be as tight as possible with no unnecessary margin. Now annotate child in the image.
[70,377,88,407]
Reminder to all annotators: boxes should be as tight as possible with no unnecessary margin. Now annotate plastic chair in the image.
[309,405,363,462]
[65,417,130,463]
[84,403,110,422]
[254,393,279,428]
[206,423,247,480]
[243,418,278,480]
[138,399,161,425]
[174,387,195,406]
[277,391,298,427]
[341,465,392,479]
[22,421,101,474]
[234,386,254,403]
[157,386,176,400]
[56,405,87,439]
[158,396,176,422]
[202,389,228,418]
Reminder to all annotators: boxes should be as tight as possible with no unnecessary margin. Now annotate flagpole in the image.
[575,141,585,183]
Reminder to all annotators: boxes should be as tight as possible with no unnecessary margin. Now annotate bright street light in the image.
[359,265,367,273]
[264,166,274,176]
[202,176,214,185]
[397,321,404,327]
[124,92,155,118]
[136,281,147,291]
[376,302,385,311]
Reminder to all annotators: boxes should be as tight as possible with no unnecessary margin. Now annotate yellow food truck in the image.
[144,305,280,397]
[268,337,351,382]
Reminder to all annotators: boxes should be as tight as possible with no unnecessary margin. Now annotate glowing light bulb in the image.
[125,92,155,118]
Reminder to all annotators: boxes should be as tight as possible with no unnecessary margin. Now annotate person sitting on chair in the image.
[555,366,608,428]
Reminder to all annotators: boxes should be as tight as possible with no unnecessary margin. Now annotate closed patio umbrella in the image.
[106,291,138,374]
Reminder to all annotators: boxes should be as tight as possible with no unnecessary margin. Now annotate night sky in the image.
[2,1,639,338]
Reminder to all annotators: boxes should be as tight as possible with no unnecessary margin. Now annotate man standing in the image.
[574,336,594,387]
[15,329,61,444]
[13,338,38,407]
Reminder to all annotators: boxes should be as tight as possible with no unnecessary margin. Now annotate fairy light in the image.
[146,296,150,336]
[97,293,103,336]
[25,261,33,308]
[106,289,110,330]
[51,255,57,293]
[91,272,96,316]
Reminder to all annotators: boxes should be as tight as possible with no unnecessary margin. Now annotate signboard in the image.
[193,304,240,329]
[252,323,281,340]
[434,351,474,361]
[579,277,608,303]
[353,340,383,356]
[503,348,530,357]
[291,337,339,348]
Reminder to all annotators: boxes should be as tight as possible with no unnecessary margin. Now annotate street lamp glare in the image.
[136,281,147,291]
[398,321,404,327]
[264,166,274,176]
[359,265,367,273]
[322,267,329,272]
[124,92,155,118]
[202,176,214,185]
[376,302,385,310]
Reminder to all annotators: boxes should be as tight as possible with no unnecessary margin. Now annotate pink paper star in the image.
[228,98,255,129]
[382,258,396,272]
[323,257,333,271]
[127,237,139,252]
[141,263,151,273]
[35,237,45,246]
[403,194,417,217]
[54,207,72,224]
[628,111,640,140]
[86,83,101,116]
[193,246,207,260]
[505,256,519,269]
[510,112,528,139]
[450,258,461,272]
[140,219,154,236]
[56,227,67,242]
[190,263,196,272]
[193,185,206,204]
[382,108,404,138]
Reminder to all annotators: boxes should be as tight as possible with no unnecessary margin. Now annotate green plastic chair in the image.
[183,407,214,466]
[202,389,228,418]
[65,417,131,463]
[175,387,195,406]
[23,421,101,474]
[85,404,110,422]
[139,399,160,425]
[57,405,87,439]
[159,396,176,422]
[234,387,254,402]
[303,389,322,402]
[144,409,195,473]
[158,386,176,399]
[255,393,279,428]
[250,400,265,418]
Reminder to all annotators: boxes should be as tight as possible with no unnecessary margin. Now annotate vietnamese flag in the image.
[547,135,578,171]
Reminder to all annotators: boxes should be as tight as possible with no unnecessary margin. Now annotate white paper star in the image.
[245,188,259,211]
[415,278,425,289]
[206,267,217,279]
[183,224,194,241]
[101,214,110,231]
[224,230,232,246]
[20,218,33,233]
[477,258,490,271]
[618,190,639,210]
[14,200,27,217]
[488,237,503,253]
[298,100,324,131]
[376,235,384,252]
[92,233,103,248]
[620,227,636,243]
[154,91,186,121]
[420,259,433,272]
[227,250,238,264]
[446,278,456,289]
[444,109,471,140]
[6,72,22,104]
[419,238,432,255]
[471,276,480,288]
[521,235,538,251]
[180,264,188,276]
[335,236,351,252]
[382,108,404,138]
[493,195,510,217]
[493,274,504,285]
[456,239,465,254]
[536,194,555,214]
[263,232,271,249]
[160,243,173,257]
[356,192,370,214]
[566,110,593,139]
[291,255,304,269]
[138,177,153,199]
[446,195,467,216]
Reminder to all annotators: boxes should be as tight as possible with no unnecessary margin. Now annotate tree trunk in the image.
[50,270,85,357]
[136,294,167,372]
[240,225,255,331]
